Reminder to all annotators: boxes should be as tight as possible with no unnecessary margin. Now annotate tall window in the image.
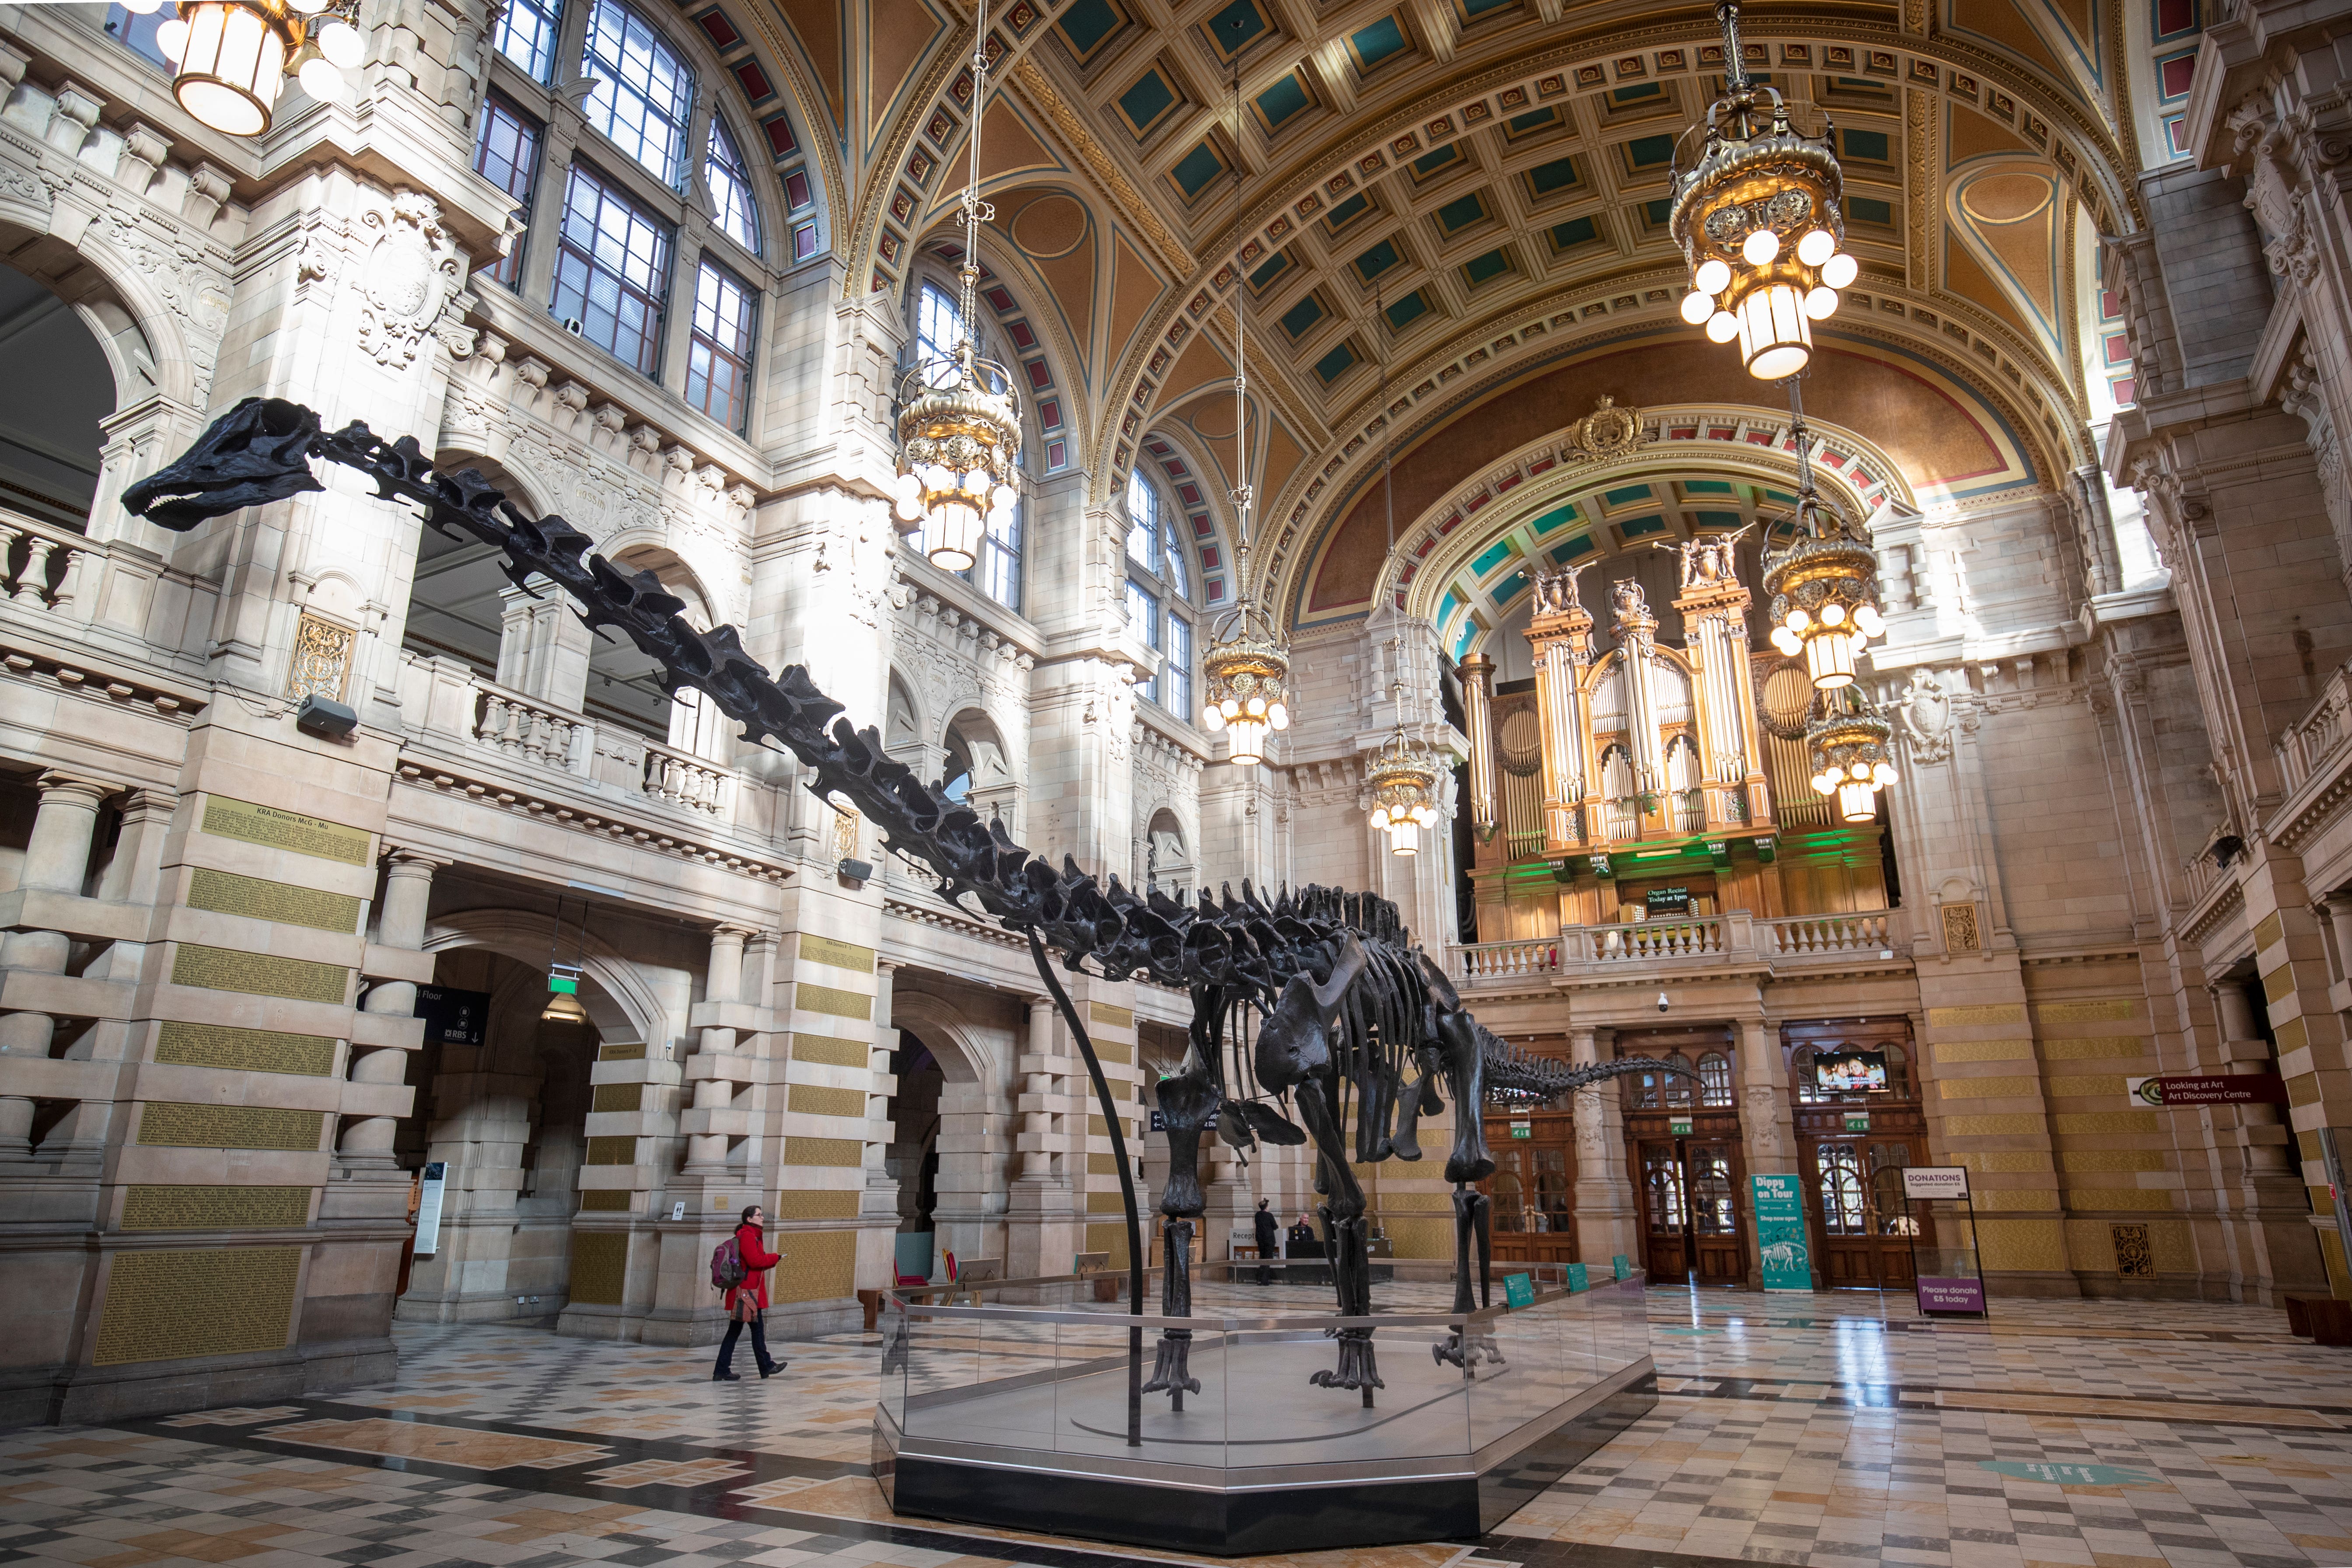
[472,96,543,288]
[916,282,967,388]
[104,2,182,68]
[685,260,755,430]
[705,120,762,255]
[583,0,695,184]
[971,499,1022,611]
[552,163,674,375]
[493,0,563,80]
[1124,469,1196,716]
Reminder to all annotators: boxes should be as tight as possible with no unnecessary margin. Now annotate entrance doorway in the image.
[1616,1026,1745,1285]
[1787,1021,1931,1289]
[1478,1107,1577,1264]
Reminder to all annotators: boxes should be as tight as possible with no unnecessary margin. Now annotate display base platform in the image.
[873,1270,1655,1556]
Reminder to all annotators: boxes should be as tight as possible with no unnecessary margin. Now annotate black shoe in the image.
[759,1360,785,1378]
[713,1370,741,1381]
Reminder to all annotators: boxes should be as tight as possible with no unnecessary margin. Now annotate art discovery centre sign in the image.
[2127,1074,2287,1107]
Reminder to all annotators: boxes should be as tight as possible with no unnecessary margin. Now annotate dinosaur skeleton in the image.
[124,398,1691,1405]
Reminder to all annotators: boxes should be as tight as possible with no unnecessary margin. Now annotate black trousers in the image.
[714,1307,774,1376]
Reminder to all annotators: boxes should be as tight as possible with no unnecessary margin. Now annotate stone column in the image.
[1569,1026,1637,1270]
[1007,994,1076,1281]
[341,849,440,1169]
[1737,1016,1800,1290]
[683,924,752,1176]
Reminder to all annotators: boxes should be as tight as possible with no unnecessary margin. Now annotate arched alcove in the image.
[0,253,128,532]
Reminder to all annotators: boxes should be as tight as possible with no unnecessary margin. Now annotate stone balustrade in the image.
[642,740,728,815]
[474,683,587,772]
[2275,663,2352,797]
[1452,907,1911,989]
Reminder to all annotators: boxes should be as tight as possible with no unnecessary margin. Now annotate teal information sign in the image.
[1503,1271,1536,1308]
[1566,1262,1589,1292]
[1978,1460,2160,1488]
[1751,1173,1811,1291]
[1612,1254,1631,1281]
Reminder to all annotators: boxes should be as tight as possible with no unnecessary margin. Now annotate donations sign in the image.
[2127,1074,2287,1107]
[1902,1166,1971,1200]
[1917,1276,1985,1313]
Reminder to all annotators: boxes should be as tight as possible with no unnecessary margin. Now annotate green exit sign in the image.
[1845,1111,1872,1131]
[1509,1122,1532,1139]
[1669,1117,1693,1136]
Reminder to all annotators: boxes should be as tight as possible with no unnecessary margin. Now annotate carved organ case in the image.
[1524,541,1773,857]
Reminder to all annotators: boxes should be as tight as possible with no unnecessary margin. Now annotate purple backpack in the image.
[711,1234,746,1292]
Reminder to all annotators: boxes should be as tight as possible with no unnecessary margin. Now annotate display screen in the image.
[1815,1049,1888,1093]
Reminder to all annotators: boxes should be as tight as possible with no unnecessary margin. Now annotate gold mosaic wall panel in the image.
[94,1246,299,1365]
[1933,1039,2033,1063]
[2071,1188,2178,1211]
[2046,1075,2127,1098]
[2041,1038,2149,1060]
[1926,1004,2026,1027]
[137,1103,324,1151]
[1086,1222,1130,1273]
[570,1232,629,1303]
[2058,1149,2168,1172]
[577,1191,631,1212]
[788,1084,865,1118]
[785,1136,863,1167]
[186,867,361,934]
[1938,1076,2039,1100]
[2037,999,2137,1023]
[201,796,371,864]
[795,983,872,1021]
[598,1042,646,1061]
[1953,1150,2055,1172]
[1381,1217,1453,1258]
[2255,913,2285,952]
[1088,1002,1134,1030]
[1094,1039,1133,1065]
[1976,1217,2065,1272]
[771,1228,856,1303]
[173,943,349,1005]
[154,1022,335,1076]
[772,1190,859,1220]
[584,1137,636,1166]
[1940,1114,2045,1136]
[791,1034,870,1068]
[2051,1111,2160,1134]
[1973,1190,2058,1210]
[122,1184,311,1231]
[1087,1190,1126,1213]
[1087,1152,1118,1174]
[797,935,875,973]
[590,1084,643,1114]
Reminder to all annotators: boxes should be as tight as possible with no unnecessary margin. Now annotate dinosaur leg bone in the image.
[1292,1077,1383,1398]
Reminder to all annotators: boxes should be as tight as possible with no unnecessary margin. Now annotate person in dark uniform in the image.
[1251,1199,1279,1285]
[1286,1212,1321,1258]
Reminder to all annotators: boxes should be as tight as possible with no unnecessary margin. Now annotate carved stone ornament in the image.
[1940,900,1982,953]
[1897,666,1953,762]
[1566,395,1651,461]
[356,192,464,368]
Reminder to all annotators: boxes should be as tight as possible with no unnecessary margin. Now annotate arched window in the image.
[909,280,1021,608]
[1697,1050,1732,1108]
[686,259,756,431]
[584,0,697,184]
[494,0,564,80]
[1817,1143,1866,1234]
[917,281,968,387]
[1791,1046,1820,1104]
[1124,468,1196,719]
[705,119,762,255]
[1663,1051,1695,1109]
[1882,1042,1912,1097]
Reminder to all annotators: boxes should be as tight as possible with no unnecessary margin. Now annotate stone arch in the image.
[888,986,1016,1277]
[898,219,1088,481]
[421,907,668,1051]
[884,667,928,765]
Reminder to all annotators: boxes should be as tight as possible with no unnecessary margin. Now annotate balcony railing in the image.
[2275,662,2352,796]
[1454,908,1909,987]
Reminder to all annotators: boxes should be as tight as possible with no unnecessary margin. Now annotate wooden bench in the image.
[2285,1293,2352,1345]
[947,1256,1003,1305]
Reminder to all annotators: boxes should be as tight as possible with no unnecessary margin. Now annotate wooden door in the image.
[1637,1139,1688,1280]
[1804,1136,1932,1287]
[1480,1112,1577,1265]
[1684,1138,1748,1285]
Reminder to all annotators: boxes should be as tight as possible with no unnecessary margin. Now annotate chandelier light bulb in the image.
[1705,310,1739,344]
[1854,604,1884,637]
[122,0,164,14]
[1820,601,1845,625]
[990,483,1015,509]
[1772,626,1801,656]
[1680,290,1716,325]
[316,15,363,67]
[1812,772,1835,796]
[297,49,344,101]
[1797,227,1837,267]
[156,14,190,57]
[1742,227,1780,266]
[1821,252,1859,289]
[1785,607,1810,632]
[1803,285,1840,320]
[1246,695,1265,716]
[1269,700,1290,730]
[1694,257,1731,295]
[1873,761,1897,785]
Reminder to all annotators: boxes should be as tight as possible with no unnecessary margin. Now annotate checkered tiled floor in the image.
[5,1290,2350,1568]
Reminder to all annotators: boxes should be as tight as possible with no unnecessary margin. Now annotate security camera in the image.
[1656,991,1671,1013]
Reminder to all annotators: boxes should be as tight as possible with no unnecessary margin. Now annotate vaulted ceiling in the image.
[742,0,2193,627]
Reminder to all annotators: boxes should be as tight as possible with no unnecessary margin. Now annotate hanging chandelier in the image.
[1763,379,1883,688]
[891,0,1021,573]
[1199,60,1291,768]
[139,0,361,134]
[1807,692,1896,824]
[1669,0,1858,379]
[1359,293,1439,853]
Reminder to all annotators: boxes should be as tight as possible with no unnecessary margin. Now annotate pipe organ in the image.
[1519,538,1774,861]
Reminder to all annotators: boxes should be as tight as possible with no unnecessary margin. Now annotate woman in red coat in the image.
[713,1204,785,1381]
